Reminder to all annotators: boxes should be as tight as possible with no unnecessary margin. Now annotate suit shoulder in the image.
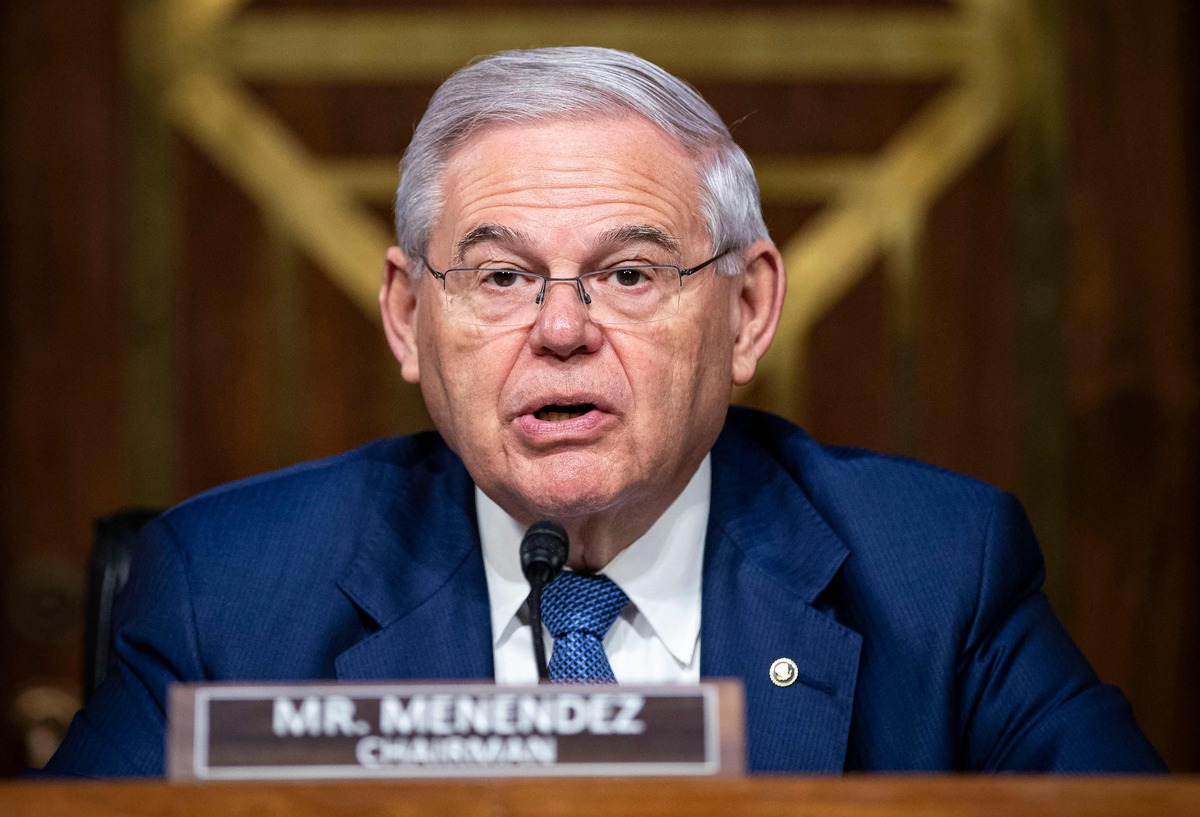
[156,431,458,559]
[721,406,1043,653]
[723,405,1002,511]
[174,432,448,503]
[718,407,1028,595]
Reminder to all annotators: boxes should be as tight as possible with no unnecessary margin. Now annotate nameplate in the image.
[167,681,744,780]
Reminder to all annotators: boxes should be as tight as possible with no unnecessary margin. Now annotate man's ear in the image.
[730,239,787,386]
[380,246,421,384]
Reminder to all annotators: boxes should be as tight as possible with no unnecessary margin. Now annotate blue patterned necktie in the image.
[540,572,629,683]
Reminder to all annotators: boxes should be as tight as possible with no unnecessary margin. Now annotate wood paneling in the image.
[0,0,125,774]
[806,263,896,453]
[1063,0,1198,771]
[919,140,1019,492]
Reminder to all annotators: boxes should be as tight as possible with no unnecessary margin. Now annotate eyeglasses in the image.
[423,248,732,327]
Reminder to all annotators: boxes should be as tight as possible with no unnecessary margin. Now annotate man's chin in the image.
[510,484,622,523]
[475,446,646,523]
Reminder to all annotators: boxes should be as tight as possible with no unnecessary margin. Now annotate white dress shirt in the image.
[478,455,711,685]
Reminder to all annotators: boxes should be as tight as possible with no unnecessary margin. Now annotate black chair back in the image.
[83,508,159,701]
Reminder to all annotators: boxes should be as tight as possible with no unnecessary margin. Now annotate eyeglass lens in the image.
[443,266,682,326]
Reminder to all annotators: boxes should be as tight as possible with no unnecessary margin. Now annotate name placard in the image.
[167,681,744,780]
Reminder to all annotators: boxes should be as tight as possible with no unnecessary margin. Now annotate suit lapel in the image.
[333,441,494,681]
[702,418,862,773]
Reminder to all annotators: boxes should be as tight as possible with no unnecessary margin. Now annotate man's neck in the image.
[483,456,710,572]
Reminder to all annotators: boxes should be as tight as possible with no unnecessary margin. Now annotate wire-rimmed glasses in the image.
[423,248,732,327]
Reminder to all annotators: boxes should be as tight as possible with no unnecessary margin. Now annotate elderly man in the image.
[47,47,1162,776]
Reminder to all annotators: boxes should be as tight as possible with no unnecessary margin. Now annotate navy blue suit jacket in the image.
[46,408,1164,775]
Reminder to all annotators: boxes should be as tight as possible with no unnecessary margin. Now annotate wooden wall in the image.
[1,0,1196,774]
[1,0,127,774]
[1060,0,1198,769]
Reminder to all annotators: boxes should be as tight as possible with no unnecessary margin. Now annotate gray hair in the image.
[394,46,768,275]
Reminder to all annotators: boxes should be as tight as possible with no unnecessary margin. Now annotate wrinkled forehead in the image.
[431,115,709,255]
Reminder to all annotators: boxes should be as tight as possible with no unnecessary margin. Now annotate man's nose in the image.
[527,278,603,358]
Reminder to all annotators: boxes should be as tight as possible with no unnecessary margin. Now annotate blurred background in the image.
[1,0,1196,775]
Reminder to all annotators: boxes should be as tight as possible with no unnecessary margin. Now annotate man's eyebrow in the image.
[452,224,528,265]
[597,225,682,257]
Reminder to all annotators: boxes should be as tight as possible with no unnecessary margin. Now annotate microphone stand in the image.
[528,577,551,680]
[519,519,568,682]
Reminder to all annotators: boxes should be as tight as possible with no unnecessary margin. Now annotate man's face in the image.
[386,117,764,541]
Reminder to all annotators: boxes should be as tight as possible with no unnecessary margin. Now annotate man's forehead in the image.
[432,117,704,260]
[451,223,683,264]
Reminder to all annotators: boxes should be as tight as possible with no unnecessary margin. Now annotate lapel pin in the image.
[769,657,798,687]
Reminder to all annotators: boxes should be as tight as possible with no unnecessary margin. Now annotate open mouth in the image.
[534,404,596,422]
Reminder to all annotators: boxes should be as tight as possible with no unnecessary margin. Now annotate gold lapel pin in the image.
[769,657,798,687]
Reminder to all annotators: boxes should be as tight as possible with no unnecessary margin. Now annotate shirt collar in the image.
[477,490,532,649]
[477,455,711,667]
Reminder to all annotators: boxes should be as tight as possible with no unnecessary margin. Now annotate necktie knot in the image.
[540,572,628,682]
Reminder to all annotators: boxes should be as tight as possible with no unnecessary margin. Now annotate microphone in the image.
[519,519,568,681]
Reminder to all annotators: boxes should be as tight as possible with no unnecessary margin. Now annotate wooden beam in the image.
[214,10,973,82]
[758,76,1012,415]
[165,71,390,321]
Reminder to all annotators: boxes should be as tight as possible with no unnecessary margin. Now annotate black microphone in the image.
[519,519,568,681]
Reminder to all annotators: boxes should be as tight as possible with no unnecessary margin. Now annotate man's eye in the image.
[612,268,646,287]
[485,270,521,288]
